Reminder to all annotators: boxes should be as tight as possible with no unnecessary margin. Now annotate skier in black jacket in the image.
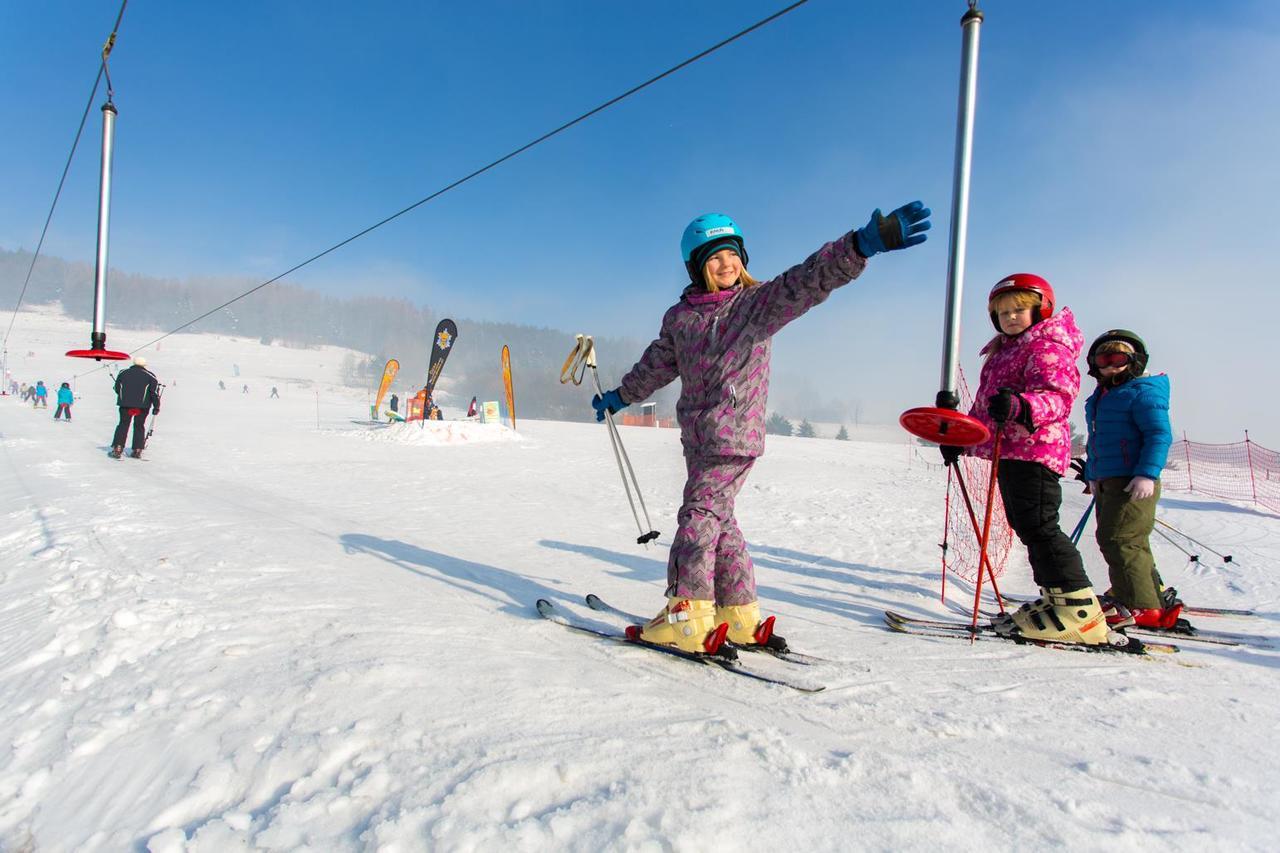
[111,356,161,459]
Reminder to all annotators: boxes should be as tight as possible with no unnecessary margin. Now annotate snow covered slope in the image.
[2,308,1278,851]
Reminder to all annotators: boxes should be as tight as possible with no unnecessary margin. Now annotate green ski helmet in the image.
[1087,329,1149,377]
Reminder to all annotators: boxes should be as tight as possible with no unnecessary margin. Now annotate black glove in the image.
[940,445,964,466]
[1070,457,1094,493]
[986,387,1026,425]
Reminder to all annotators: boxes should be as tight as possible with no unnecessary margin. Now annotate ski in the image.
[1126,623,1272,649]
[883,610,1179,656]
[583,593,828,665]
[536,599,824,692]
[974,601,1267,648]
[1000,592,1254,620]
[1182,606,1257,618]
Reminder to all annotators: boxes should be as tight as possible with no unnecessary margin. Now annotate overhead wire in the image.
[3,0,129,355]
[69,0,811,377]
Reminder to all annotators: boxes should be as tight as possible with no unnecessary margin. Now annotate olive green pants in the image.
[1094,477,1163,609]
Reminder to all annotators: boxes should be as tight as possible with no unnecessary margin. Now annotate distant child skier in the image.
[942,275,1116,647]
[110,356,161,459]
[33,381,49,408]
[593,203,931,654]
[1081,330,1180,629]
[54,382,74,421]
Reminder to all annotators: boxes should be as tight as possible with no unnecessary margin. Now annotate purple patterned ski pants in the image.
[666,455,756,606]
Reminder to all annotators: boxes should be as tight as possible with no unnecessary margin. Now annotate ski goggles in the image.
[1090,351,1133,368]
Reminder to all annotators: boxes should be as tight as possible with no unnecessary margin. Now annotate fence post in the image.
[1182,430,1193,492]
[1245,430,1259,503]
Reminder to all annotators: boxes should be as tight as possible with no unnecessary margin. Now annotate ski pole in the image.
[1154,518,1233,563]
[145,383,165,446]
[1069,498,1095,545]
[566,336,660,545]
[1153,524,1199,563]
[586,338,660,545]
[967,430,1005,633]
[559,335,590,386]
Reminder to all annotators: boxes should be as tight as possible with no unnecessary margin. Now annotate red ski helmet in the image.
[988,273,1055,331]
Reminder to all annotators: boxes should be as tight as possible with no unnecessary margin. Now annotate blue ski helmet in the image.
[681,213,748,280]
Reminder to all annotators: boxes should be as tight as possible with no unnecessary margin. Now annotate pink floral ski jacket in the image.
[968,307,1084,477]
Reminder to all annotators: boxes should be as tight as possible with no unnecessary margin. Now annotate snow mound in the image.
[341,420,522,446]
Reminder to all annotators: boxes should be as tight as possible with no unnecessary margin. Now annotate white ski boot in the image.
[994,586,1112,645]
[990,587,1047,629]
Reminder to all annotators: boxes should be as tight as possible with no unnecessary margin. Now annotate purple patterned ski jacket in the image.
[967,307,1085,477]
[619,231,867,458]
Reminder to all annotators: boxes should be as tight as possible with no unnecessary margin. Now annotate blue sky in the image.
[3,1,1279,442]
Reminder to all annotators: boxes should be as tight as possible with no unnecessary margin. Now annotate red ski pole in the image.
[969,431,1004,630]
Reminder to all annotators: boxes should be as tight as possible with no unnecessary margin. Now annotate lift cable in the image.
[3,0,129,355]
[70,0,810,377]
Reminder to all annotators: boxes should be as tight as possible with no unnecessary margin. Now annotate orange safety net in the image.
[1163,434,1280,515]
[942,369,1014,586]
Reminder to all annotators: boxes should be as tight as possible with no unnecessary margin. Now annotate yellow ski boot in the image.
[997,586,1110,645]
[716,601,783,650]
[626,597,728,655]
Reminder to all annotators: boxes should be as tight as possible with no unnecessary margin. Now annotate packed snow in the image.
[2,307,1278,851]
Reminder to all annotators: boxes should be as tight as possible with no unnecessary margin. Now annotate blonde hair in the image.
[987,290,1041,314]
[982,290,1045,359]
[702,264,759,293]
[1095,340,1135,355]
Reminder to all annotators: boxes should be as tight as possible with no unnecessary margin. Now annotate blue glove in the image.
[854,201,932,258]
[592,388,628,422]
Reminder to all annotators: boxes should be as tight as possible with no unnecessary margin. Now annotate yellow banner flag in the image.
[373,358,400,417]
[501,346,515,430]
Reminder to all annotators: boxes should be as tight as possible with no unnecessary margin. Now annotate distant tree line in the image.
[0,248,674,421]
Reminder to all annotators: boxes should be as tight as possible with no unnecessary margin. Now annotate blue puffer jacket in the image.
[1083,374,1172,481]
[57,387,74,405]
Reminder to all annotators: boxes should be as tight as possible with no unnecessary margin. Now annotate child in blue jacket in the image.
[55,382,74,420]
[1082,329,1179,629]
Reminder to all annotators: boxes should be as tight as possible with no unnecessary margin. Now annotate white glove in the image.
[1124,476,1156,501]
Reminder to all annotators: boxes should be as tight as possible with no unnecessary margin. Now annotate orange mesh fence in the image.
[942,369,1014,585]
[1162,433,1280,515]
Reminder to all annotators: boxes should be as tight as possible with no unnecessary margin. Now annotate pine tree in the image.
[1070,421,1086,456]
[835,425,849,441]
[765,412,793,436]
[797,419,816,438]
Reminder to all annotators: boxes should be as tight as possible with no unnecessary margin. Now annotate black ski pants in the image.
[996,459,1091,592]
[54,403,71,420]
[112,407,150,451]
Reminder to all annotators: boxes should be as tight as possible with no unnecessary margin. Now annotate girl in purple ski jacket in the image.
[592,203,931,655]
